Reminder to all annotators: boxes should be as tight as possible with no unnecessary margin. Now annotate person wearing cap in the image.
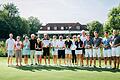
[35,38,43,65]
[75,35,84,66]
[22,36,30,65]
[42,34,51,65]
[102,31,112,68]
[51,35,58,65]
[6,33,15,66]
[110,30,120,69]
[71,35,77,65]
[14,36,22,66]
[64,36,72,66]
[57,35,65,65]
[30,34,37,65]
[93,31,102,68]
[84,34,93,67]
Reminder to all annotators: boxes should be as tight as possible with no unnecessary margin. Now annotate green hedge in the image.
[0,41,6,57]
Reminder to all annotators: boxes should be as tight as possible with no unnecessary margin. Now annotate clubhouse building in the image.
[37,22,88,38]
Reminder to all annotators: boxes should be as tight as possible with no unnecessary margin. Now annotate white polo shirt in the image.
[81,35,86,43]
[57,40,65,49]
[6,38,15,50]
[52,40,58,47]
[42,39,50,47]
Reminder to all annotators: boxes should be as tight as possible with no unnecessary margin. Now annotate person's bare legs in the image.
[69,54,72,65]
[113,56,116,69]
[16,57,19,66]
[54,55,57,65]
[76,55,79,65]
[76,54,80,66]
[116,57,120,69]
[26,55,28,65]
[109,57,112,67]
[98,57,101,67]
[34,54,37,64]
[19,57,22,66]
[48,56,50,65]
[53,55,55,64]
[81,54,84,66]
[94,57,96,67]
[24,55,26,64]
[59,58,62,65]
[44,56,47,65]
[86,57,88,66]
[90,57,92,66]
[37,55,39,64]
[39,55,42,64]
[7,57,10,66]
[66,54,69,65]
[104,57,107,67]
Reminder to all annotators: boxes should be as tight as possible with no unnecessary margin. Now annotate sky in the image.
[0,0,120,24]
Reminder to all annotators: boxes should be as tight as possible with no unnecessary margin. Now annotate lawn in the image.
[0,57,120,80]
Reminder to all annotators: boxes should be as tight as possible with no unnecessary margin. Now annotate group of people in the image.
[6,30,120,69]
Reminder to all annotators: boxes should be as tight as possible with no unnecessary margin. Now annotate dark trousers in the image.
[72,50,76,64]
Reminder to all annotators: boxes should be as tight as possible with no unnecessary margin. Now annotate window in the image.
[47,27,50,30]
[69,26,72,30]
[61,26,64,30]
[40,27,43,30]
[66,27,68,30]
[76,26,80,29]
[54,27,57,30]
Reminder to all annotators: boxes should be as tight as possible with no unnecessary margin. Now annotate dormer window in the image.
[61,26,64,30]
[47,27,50,30]
[54,26,57,30]
[76,26,80,29]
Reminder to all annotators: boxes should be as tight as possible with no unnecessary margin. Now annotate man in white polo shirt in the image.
[6,33,15,66]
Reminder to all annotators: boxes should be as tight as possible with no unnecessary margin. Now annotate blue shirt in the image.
[93,37,102,48]
[102,37,111,50]
[84,39,93,49]
[111,35,120,46]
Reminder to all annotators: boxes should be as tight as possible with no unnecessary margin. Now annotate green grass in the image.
[0,57,120,80]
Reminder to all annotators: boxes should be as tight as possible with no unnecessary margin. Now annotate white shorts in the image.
[52,48,58,55]
[103,49,112,57]
[112,46,120,57]
[65,49,72,54]
[85,49,92,57]
[93,48,101,57]
[116,46,120,57]
[75,50,82,54]
[7,50,14,57]
[35,51,43,55]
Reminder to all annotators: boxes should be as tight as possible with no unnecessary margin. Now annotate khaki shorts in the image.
[15,50,22,61]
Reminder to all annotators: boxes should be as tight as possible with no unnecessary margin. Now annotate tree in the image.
[104,5,120,33]
[28,16,42,35]
[3,3,19,17]
[0,3,30,39]
[103,20,112,34]
[87,21,103,37]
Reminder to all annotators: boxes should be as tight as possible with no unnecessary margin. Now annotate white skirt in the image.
[65,49,72,54]
[51,48,58,55]
[35,51,43,55]
[75,50,82,54]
